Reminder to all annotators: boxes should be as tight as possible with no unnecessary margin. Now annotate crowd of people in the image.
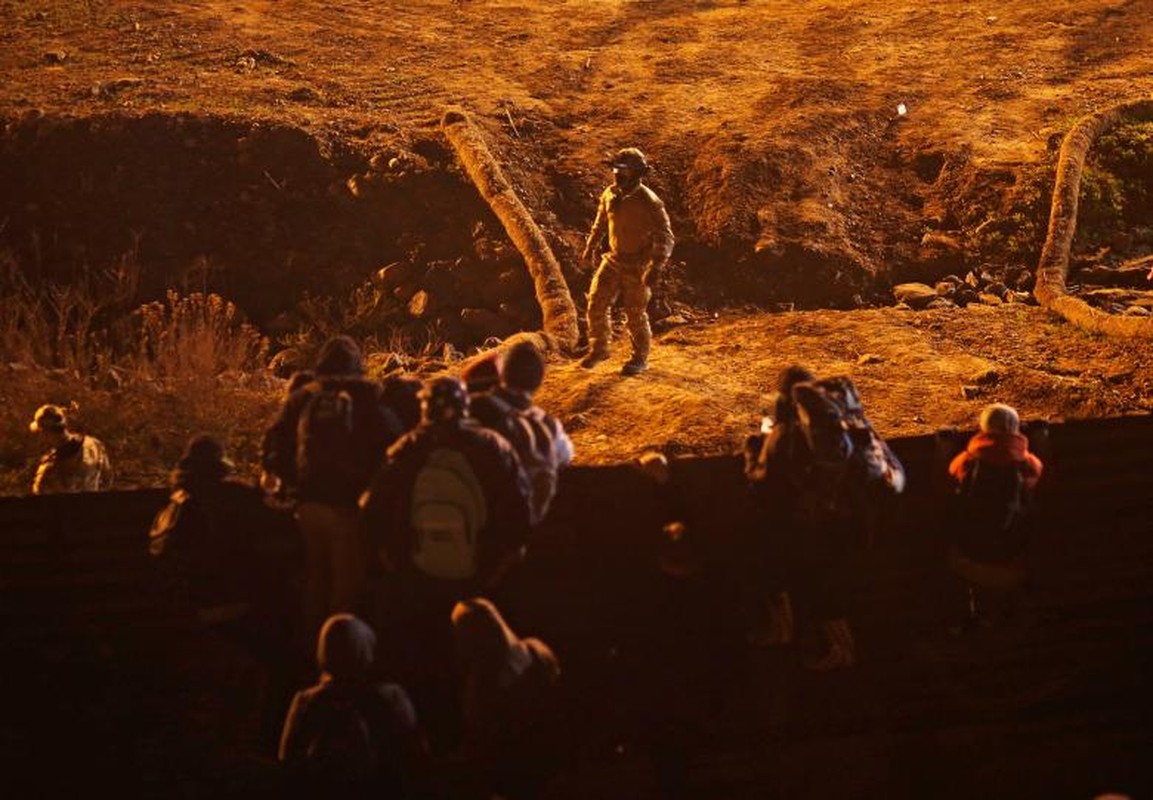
[25,329,1048,796]
[146,334,573,797]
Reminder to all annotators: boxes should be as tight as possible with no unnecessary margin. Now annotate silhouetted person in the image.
[451,598,561,799]
[29,404,113,494]
[279,613,426,798]
[261,335,405,643]
[580,147,675,376]
[470,340,574,525]
[149,434,302,747]
[461,349,503,396]
[746,366,905,669]
[382,373,424,435]
[360,376,532,752]
[362,375,532,596]
[947,403,1044,631]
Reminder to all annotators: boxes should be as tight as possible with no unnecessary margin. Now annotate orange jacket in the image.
[948,431,1043,492]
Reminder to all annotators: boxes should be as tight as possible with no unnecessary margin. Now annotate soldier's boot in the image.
[579,345,609,369]
[747,591,794,647]
[805,618,856,671]
[621,357,648,376]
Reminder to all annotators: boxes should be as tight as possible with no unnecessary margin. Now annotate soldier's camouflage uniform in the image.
[583,181,675,365]
[33,433,113,494]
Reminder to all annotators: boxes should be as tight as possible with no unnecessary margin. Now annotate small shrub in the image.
[132,291,269,384]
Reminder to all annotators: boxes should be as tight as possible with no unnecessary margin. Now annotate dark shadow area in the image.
[1,416,1151,797]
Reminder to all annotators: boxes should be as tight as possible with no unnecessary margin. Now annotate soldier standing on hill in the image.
[580,147,675,376]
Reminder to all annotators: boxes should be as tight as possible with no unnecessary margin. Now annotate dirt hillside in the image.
[1,1,1152,477]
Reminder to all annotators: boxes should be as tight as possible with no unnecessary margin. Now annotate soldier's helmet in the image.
[610,147,649,173]
[419,376,470,423]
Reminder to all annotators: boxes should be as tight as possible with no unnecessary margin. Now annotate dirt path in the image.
[539,303,1153,464]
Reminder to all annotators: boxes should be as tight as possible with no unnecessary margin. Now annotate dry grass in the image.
[0,258,281,495]
[0,254,459,495]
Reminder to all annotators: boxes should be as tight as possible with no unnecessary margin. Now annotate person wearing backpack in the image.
[261,335,407,644]
[279,613,426,798]
[746,366,905,670]
[363,374,533,591]
[470,340,574,526]
[150,434,303,751]
[360,375,533,752]
[947,403,1044,631]
[450,597,562,800]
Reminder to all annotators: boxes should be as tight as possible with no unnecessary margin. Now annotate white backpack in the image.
[409,447,487,580]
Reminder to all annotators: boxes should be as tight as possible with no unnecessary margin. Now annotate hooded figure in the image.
[948,403,1043,492]
[260,335,407,643]
[150,434,298,638]
[470,341,574,525]
[946,404,1046,630]
[279,613,423,795]
[169,434,235,494]
[451,598,561,798]
[743,366,904,670]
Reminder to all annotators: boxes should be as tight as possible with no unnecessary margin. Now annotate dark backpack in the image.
[304,689,377,785]
[791,377,906,513]
[482,395,561,525]
[297,384,357,490]
[955,459,1028,561]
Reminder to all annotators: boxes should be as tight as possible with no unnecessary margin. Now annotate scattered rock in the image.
[408,290,432,318]
[237,48,294,67]
[287,86,321,103]
[92,77,143,98]
[925,297,956,309]
[973,368,999,385]
[961,385,982,399]
[934,280,957,297]
[374,260,417,289]
[857,353,884,365]
[977,292,1003,306]
[953,286,979,306]
[43,50,67,64]
[893,282,938,309]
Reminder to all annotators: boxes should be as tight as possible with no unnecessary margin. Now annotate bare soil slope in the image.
[541,303,1153,464]
[2,1,1152,474]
